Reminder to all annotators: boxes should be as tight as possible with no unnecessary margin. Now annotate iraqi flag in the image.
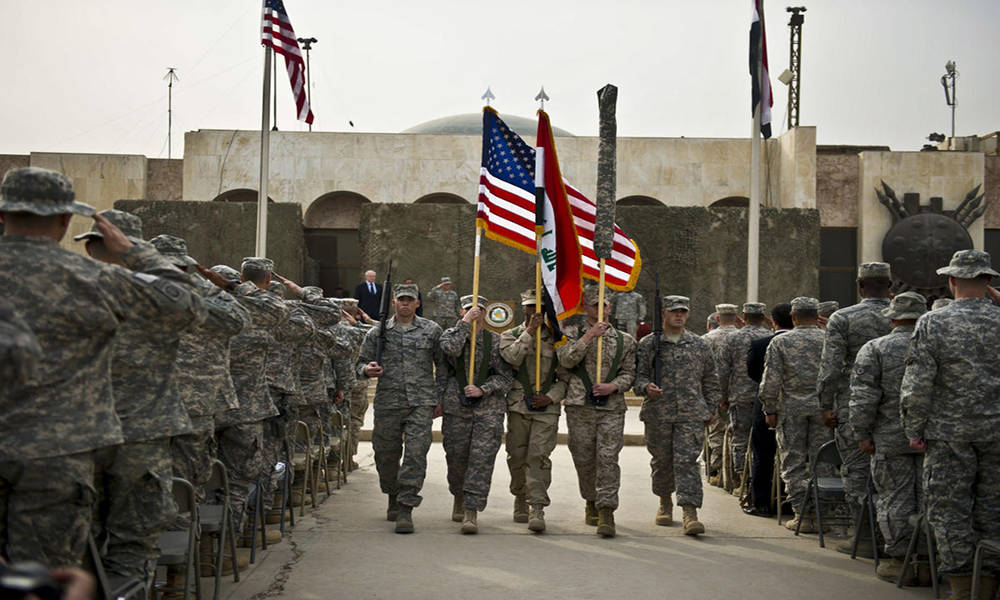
[750,0,773,139]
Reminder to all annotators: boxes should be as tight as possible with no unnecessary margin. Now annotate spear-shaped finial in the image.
[481,86,495,106]
[535,86,550,110]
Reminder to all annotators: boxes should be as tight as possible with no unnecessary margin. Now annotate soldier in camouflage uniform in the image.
[0,168,200,568]
[427,277,461,331]
[557,285,636,538]
[816,262,892,555]
[0,297,42,387]
[849,292,927,584]
[610,289,646,338]
[719,302,771,488]
[759,297,832,533]
[900,250,1000,599]
[818,300,839,329]
[340,298,372,470]
[635,295,718,536]
[78,211,207,582]
[357,283,446,534]
[500,289,567,533]
[323,316,359,479]
[440,295,513,534]
[702,303,740,486]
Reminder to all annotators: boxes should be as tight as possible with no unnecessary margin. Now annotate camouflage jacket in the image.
[266,301,315,395]
[759,325,826,416]
[611,291,646,322]
[634,330,719,423]
[816,298,891,413]
[322,323,359,392]
[427,287,461,320]
[849,325,915,455]
[499,324,566,416]
[719,324,773,407]
[220,284,287,427]
[0,297,42,387]
[356,315,446,409]
[901,298,1000,442]
[557,321,636,412]
[702,325,739,370]
[0,236,203,460]
[299,303,352,405]
[439,320,513,416]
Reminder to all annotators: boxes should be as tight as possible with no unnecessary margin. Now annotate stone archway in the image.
[303,191,372,296]
[212,188,274,203]
[618,195,661,206]
[414,192,468,204]
[710,196,750,208]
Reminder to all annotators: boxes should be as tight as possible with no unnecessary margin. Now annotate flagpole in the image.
[748,0,764,303]
[596,260,607,385]
[257,43,272,257]
[594,83,619,387]
[468,225,482,384]
[534,147,545,393]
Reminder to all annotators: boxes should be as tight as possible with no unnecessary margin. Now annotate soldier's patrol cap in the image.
[74,209,143,243]
[149,234,196,267]
[858,262,891,280]
[460,294,488,309]
[935,249,1000,279]
[341,298,359,308]
[882,292,927,320]
[210,265,240,282]
[663,295,690,312]
[241,256,274,272]
[0,167,94,217]
[790,296,819,311]
[441,277,452,284]
[583,284,610,306]
[393,283,419,300]
[715,303,739,315]
[931,298,952,310]
[742,302,767,315]
[520,288,538,306]
[818,301,840,316]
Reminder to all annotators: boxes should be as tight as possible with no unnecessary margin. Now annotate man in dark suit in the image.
[355,270,383,317]
[744,302,793,516]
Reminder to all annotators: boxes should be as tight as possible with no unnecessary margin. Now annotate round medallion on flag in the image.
[485,302,514,329]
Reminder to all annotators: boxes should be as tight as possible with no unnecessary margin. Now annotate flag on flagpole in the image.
[262,0,314,125]
[750,0,772,139]
[477,110,642,294]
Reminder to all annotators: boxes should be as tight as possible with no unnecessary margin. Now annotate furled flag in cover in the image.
[750,0,772,138]
[262,0,314,124]
[477,110,641,296]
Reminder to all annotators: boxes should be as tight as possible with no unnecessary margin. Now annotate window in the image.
[819,227,857,307]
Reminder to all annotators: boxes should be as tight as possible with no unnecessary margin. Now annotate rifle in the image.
[374,259,393,365]
[653,274,662,385]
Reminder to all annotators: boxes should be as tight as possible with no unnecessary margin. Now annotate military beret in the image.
[818,301,840,316]
[931,298,952,310]
[663,295,690,312]
[241,256,274,272]
[520,288,537,306]
[74,209,143,243]
[149,234,196,267]
[583,284,610,306]
[394,283,419,299]
[0,167,94,217]
[715,303,739,315]
[460,294,488,309]
[936,249,1000,279]
[858,262,891,280]
[210,264,240,281]
[742,302,767,315]
[790,296,819,311]
[882,291,927,320]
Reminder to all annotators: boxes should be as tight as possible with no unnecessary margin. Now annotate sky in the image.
[3,0,998,159]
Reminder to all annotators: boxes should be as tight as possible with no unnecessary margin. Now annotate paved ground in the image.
[214,441,936,600]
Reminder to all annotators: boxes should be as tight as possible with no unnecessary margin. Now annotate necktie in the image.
[369,282,375,295]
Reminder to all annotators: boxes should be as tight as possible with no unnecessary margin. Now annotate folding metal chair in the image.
[265,435,295,533]
[238,478,267,564]
[154,477,200,600]
[721,427,735,493]
[772,452,787,526]
[86,532,147,600]
[199,460,240,600]
[314,417,332,499]
[971,539,1000,600]
[848,476,881,569]
[291,420,315,515]
[794,439,852,547]
[330,409,349,489]
[898,511,940,598]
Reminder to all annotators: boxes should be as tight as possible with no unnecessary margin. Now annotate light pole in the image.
[941,60,957,140]
[297,37,317,131]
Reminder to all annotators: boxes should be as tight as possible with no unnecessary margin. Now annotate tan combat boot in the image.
[513,496,529,523]
[528,505,545,533]
[708,474,721,487]
[596,508,616,538]
[876,557,916,585]
[949,575,972,600]
[452,494,465,523]
[585,501,599,526]
[461,509,478,534]
[681,505,705,536]
[655,496,673,526]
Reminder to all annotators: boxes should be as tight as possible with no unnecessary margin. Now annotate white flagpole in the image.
[747,0,763,303]
[256,43,272,257]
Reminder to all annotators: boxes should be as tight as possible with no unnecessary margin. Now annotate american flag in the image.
[477,109,641,291]
[261,0,314,125]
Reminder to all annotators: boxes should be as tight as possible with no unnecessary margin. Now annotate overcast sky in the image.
[3,0,997,159]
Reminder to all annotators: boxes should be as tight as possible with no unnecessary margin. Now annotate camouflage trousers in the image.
[443,411,504,511]
[924,440,1000,576]
[93,438,175,580]
[871,452,924,558]
[644,419,705,507]
[707,404,727,474]
[0,450,95,567]
[565,406,625,510]
[262,393,295,512]
[216,421,266,532]
[170,420,216,504]
[775,413,833,511]
[728,403,755,479]
[323,391,347,465]
[372,405,434,508]
[348,383,369,460]
[506,411,559,507]
[835,410,869,508]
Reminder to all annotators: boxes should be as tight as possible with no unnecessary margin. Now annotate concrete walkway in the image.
[213,441,937,600]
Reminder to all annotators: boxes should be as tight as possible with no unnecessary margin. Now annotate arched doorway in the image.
[710,196,750,208]
[414,192,468,204]
[303,191,371,296]
[211,188,274,203]
[618,195,661,206]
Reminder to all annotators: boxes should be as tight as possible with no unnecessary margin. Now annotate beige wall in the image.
[857,151,985,264]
